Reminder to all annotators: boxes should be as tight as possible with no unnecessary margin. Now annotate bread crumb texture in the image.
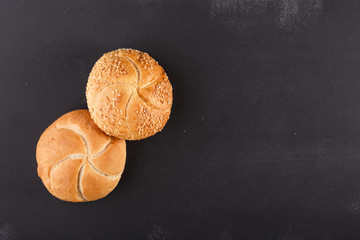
[36,110,126,202]
[86,48,173,140]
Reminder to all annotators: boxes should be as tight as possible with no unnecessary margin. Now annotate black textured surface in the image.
[1,0,360,239]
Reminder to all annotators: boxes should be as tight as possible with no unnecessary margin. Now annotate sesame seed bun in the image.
[36,110,126,202]
[86,49,173,140]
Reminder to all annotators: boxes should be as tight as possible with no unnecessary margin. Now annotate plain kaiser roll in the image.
[86,48,173,140]
[36,110,126,202]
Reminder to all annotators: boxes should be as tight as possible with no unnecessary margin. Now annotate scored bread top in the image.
[36,110,126,202]
[86,48,173,140]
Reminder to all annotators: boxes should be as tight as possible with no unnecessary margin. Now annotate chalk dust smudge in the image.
[0,222,16,240]
[209,0,323,31]
[148,224,169,240]
[278,0,323,29]
[218,229,234,240]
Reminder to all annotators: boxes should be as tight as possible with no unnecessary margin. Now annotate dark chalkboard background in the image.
[1,0,360,239]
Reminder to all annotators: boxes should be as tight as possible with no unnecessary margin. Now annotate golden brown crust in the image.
[126,92,170,139]
[50,157,85,202]
[90,139,126,175]
[86,48,173,140]
[36,110,126,202]
[80,162,119,201]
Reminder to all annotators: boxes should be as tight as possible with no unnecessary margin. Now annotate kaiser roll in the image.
[86,48,173,140]
[36,110,126,202]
